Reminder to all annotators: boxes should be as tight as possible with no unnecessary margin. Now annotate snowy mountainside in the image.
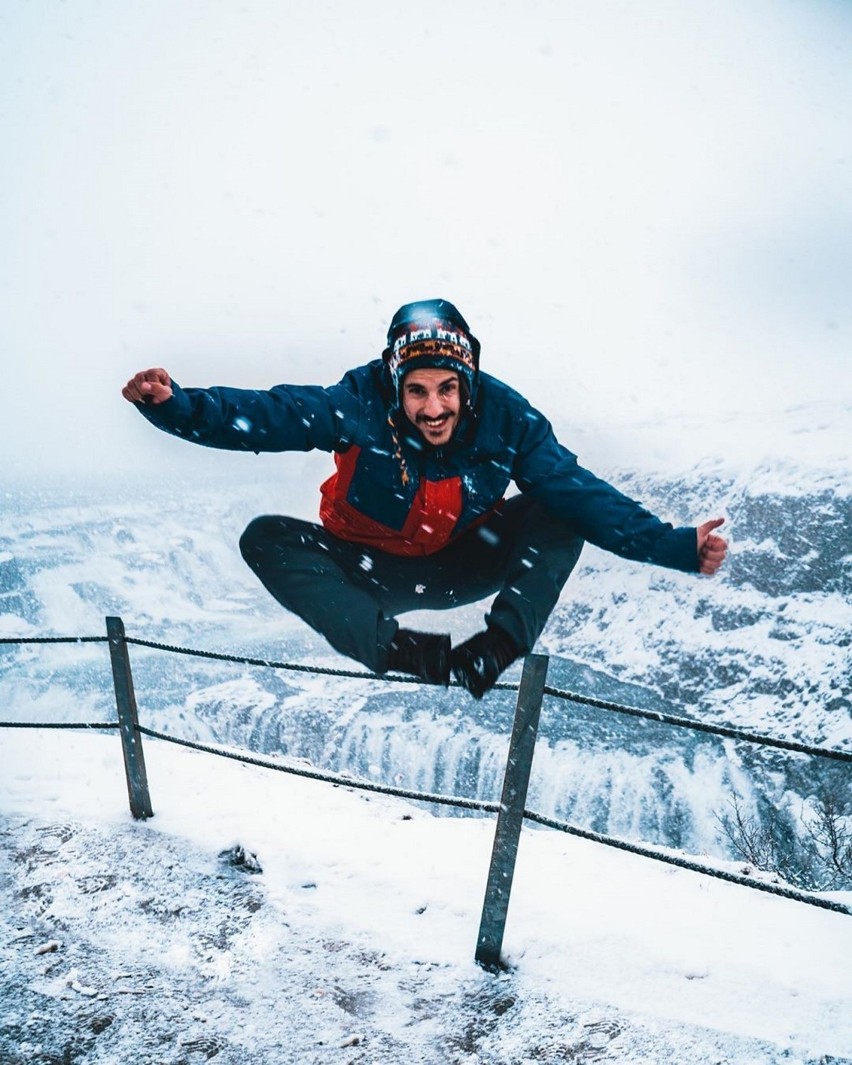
[1,404,849,864]
[548,400,851,748]
[546,472,851,749]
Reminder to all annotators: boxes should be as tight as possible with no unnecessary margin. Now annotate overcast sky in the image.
[2,0,850,485]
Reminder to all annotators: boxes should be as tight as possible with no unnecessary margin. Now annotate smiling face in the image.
[400,367,462,447]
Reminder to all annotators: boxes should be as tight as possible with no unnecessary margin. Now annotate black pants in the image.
[239,495,584,673]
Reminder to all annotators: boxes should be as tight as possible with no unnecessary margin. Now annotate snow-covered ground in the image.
[1,729,850,1065]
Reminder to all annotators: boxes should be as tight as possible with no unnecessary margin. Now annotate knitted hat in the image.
[383,299,480,404]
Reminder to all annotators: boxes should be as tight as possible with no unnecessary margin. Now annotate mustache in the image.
[415,412,452,424]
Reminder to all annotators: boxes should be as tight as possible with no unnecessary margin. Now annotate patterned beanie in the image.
[383,299,480,403]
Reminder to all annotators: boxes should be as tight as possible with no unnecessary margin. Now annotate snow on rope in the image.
[123,635,852,765]
[1,631,849,762]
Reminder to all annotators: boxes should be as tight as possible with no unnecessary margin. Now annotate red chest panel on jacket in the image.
[319,447,463,556]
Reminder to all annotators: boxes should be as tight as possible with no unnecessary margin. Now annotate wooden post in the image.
[475,652,548,970]
[106,616,153,820]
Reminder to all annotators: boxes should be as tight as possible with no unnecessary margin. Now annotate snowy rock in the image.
[67,969,98,997]
[218,843,263,874]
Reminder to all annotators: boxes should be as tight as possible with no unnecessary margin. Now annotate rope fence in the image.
[1,618,850,954]
[0,721,118,730]
[0,636,108,645]
[137,724,501,814]
[4,631,849,764]
[129,724,852,918]
[119,635,851,765]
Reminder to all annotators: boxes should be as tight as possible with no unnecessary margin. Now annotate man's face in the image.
[401,368,462,447]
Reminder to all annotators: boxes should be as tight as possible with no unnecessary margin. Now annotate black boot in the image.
[387,628,451,686]
[451,625,523,699]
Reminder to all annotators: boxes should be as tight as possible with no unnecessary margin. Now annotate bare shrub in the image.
[801,787,852,891]
[716,785,852,892]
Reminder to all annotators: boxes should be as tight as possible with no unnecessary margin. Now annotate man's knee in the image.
[239,514,312,565]
[510,502,585,564]
[240,514,333,572]
[239,515,277,564]
[517,532,583,581]
[557,531,585,570]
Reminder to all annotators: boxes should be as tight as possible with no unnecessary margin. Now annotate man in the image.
[123,298,727,697]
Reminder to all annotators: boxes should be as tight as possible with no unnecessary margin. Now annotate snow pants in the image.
[239,495,584,673]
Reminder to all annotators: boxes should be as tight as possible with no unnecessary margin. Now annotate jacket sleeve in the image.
[511,402,699,573]
[135,377,363,454]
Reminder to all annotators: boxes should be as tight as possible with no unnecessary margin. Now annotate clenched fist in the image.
[122,368,173,405]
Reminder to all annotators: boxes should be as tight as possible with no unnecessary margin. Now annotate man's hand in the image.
[697,517,728,576]
[122,368,173,405]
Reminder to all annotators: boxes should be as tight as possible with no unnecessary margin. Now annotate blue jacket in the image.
[137,360,698,571]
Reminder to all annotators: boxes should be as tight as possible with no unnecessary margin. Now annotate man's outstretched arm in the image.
[121,365,365,454]
[508,398,730,576]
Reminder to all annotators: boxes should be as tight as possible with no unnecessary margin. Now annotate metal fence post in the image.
[106,616,153,820]
[475,652,548,970]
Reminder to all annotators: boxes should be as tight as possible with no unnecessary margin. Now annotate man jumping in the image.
[122,298,727,697]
